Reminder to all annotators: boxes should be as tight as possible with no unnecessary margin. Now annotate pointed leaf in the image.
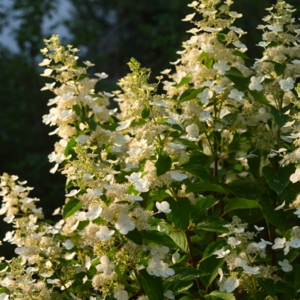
[139,269,164,300]
[155,154,171,177]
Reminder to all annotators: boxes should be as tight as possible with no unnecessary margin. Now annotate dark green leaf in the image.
[169,232,189,252]
[178,163,210,182]
[205,291,236,300]
[177,138,199,149]
[191,196,219,222]
[140,230,177,248]
[225,179,264,200]
[225,67,245,91]
[165,197,192,230]
[164,280,193,293]
[295,265,300,290]
[199,257,225,288]
[247,149,261,179]
[77,220,90,230]
[139,269,164,300]
[73,104,82,116]
[205,58,214,69]
[197,217,229,233]
[64,138,77,158]
[87,113,98,130]
[76,74,88,81]
[216,33,226,42]
[262,165,293,194]
[179,88,203,103]
[125,228,143,245]
[274,63,286,76]
[256,278,276,297]
[260,197,287,227]
[224,197,260,214]
[173,77,191,88]
[270,106,290,128]
[130,118,146,127]
[203,240,228,259]
[63,198,83,219]
[186,183,227,194]
[155,154,171,177]
[249,90,269,105]
[142,106,151,119]
[232,50,249,59]
[198,51,208,60]
[167,267,204,281]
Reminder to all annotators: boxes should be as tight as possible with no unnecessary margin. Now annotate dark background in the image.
[0,0,299,257]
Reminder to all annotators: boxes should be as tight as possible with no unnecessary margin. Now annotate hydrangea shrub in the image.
[1,0,300,299]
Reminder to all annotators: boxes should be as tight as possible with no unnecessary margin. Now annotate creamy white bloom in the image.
[249,76,264,91]
[164,290,175,300]
[96,256,116,275]
[172,250,180,264]
[279,78,294,91]
[228,89,245,103]
[227,237,241,246]
[186,123,199,138]
[182,13,196,21]
[85,205,102,220]
[213,247,230,258]
[115,213,135,235]
[151,246,169,260]
[95,72,108,79]
[272,237,286,249]
[243,265,260,275]
[278,259,293,272]
[47,278,60,284]
[213,60,230,75]
[235,258,248,268]
[128,195,143,201]
[171,171,188,181]
[201,43,214,53]
[114,290,128,300]
[96,226,115,241]
[197,89,213,104]
[87,188,103,197]
[199,110,211,121]
[62,239,74,250]
[229,11,242,18]
[224,277,240,292]
[166,143,185,149]
[275,201,285,210]
[156,201,171,213]
[85,256,91,270]
[116,120,132,131]
[288,238,300,248]
[65,189,80,197]
[290,168,300,183]
[267,24,282,32]
[254,225,264,231]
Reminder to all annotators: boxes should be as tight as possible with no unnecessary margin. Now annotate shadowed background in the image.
[0,0,298,257]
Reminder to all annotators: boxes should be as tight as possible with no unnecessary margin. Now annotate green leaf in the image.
[262,165,293,194]
[73,104,82,116]
[77,220,90,230]
[139,269,164,300]
[165,197,192,230]
[125,228,143,245]
[186,183,227,194]
[260,197,287,227]
[64,138,77,158]
[140,230,177,248]
[205,291,236,300]
[232,50,249,60]
[167,267,204,281]
[198,51,208,60]
[155,154,172,177]
[177,138,199,149]
[256,278,276,297]
[197,217,230,233]
[203,239,228,259]
[179,88,203,103]
[205,58,214,69]
[173,77,191,88]
[63,198,83,219]
[270,106,289,128]
[76,74,88,82]
[87,113,98,130]
[199,257,225,288]
[191,196,219,222]
[249,90,270,105]
[164,280,193,293]
[142,106,151,119]
[216,33,226,42]
[295,265,300,290]
[169,232,189,252]
[225,179,264,200]
[225,67,245,91]
[274,63,286,76]
[224,198,260,214]
[178,163,210,182]
[247,149,261,179]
